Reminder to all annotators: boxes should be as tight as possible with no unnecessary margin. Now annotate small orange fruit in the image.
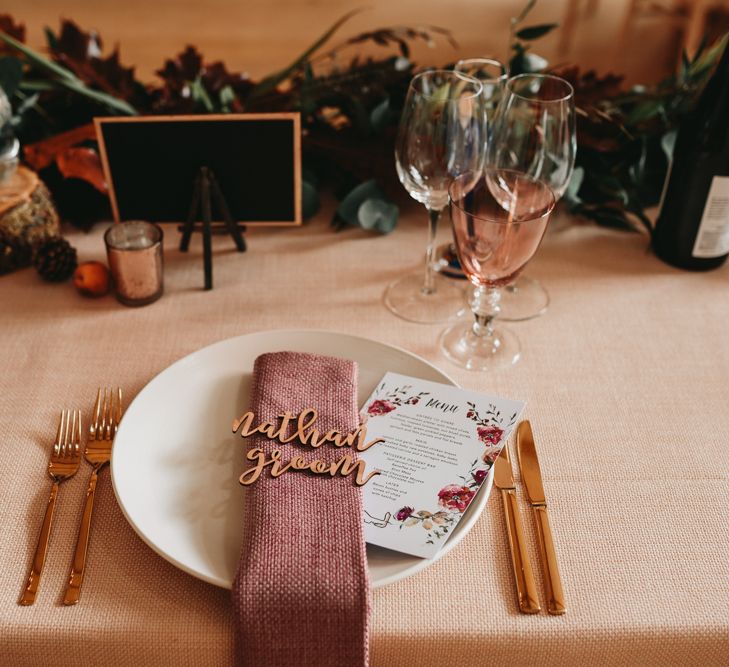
[73,261,110,297]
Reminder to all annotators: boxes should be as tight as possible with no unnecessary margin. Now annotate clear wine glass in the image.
[487,73,576,321]
[386,70,486,323]
[434,58,509,279]
[454,58,508,122]
[440,169,555,370]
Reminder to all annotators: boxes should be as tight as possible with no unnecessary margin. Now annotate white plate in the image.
[111,330,493,589]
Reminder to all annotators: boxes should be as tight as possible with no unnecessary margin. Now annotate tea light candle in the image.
[104,221,164,306]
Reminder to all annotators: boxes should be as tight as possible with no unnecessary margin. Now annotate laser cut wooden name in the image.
[232,408,383,486]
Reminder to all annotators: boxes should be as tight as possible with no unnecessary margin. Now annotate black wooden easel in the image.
[179,166,246,290]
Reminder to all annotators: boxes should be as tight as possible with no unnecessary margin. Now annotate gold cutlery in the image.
[493,444,541,614]
[19,410,82,606]
[63,387,122,605]
[517,420,566,615]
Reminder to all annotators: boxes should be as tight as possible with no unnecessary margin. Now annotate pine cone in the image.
[33,237,78,282]
[0,229,33,275]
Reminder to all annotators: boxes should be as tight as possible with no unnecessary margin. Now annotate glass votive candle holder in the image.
[104,221,164,306]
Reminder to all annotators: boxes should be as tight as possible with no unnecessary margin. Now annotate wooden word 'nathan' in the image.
[232,408,383,487]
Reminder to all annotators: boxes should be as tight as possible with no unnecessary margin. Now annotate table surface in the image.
[2,203,728,666]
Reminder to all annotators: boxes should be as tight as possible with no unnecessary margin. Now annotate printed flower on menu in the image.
[482,445,501,465]
[477,424,504,446]
[396,506,414,521]
[472,469,487,485]
[367,399,397,416]
[437,484,475,513]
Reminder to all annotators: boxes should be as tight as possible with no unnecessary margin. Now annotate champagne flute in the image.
[386,70,486,323]
[487,73,576,321]
[441,170,555,370]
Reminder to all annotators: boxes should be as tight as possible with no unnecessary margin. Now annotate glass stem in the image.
[422,207,441,295]
[471,285,501,338]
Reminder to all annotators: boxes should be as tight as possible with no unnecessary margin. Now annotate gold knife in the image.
[493,445,541,614]
[517,420,566,615]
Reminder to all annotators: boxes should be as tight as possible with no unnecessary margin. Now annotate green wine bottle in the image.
[653,43,729,270]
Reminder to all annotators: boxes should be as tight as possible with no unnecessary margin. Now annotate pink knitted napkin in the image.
[232,351,371,666]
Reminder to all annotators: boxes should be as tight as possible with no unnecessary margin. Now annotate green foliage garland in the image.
[0,4,727,235]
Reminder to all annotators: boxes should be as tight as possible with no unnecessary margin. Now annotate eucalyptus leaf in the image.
[660,130,677,162]
[629,136,648,185]
[564,166,584,204]
[515,24,558,41]
[357,198,399,233]
[522,53,548,72]
[336,180,399,233]
[337,179,384,226]
[302,168,320,188]
[302,180,320,220]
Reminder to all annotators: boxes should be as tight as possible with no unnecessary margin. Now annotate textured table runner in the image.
[1,210,728,666]
[232,351,371,666]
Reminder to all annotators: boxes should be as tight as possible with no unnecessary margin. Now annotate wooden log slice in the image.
[0,166,60,244]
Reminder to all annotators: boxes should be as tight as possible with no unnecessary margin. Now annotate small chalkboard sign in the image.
[95,113,301,226]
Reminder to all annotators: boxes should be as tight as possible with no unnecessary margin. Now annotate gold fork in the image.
[19,410,82,605]
[63,387,122,606]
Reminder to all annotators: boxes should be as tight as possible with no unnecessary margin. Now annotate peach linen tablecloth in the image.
[1,202,728,666]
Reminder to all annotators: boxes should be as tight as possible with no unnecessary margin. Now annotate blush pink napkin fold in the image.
[232,351,371,666]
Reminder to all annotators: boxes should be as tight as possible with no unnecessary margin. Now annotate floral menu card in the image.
[360,373,525,559]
